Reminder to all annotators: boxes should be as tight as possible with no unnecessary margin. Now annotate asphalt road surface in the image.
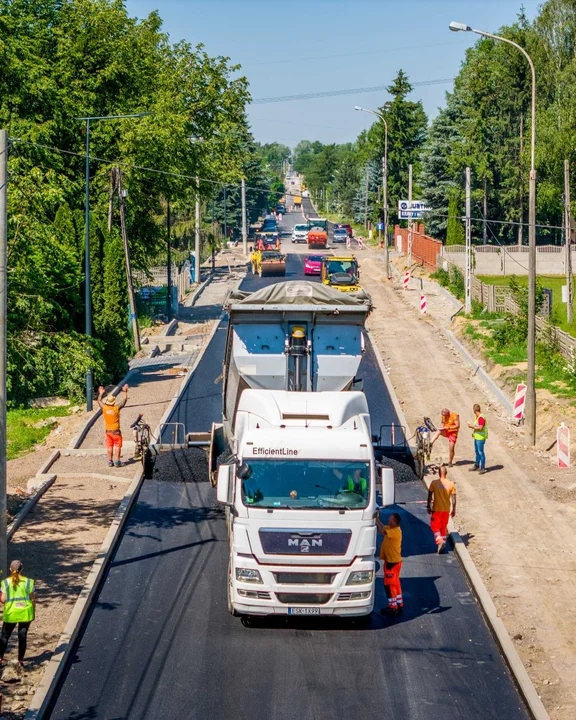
[47,208,530,720]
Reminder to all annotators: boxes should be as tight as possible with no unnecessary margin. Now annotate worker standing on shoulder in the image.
[376,512,403,615]
[430,408,460,466]
[427,466,456,554]
[98,384,129,468]
[468,403,488,474]
[0,560,36,667]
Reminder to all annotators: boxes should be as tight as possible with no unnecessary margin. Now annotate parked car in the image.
[304,254,324,275]
[292,223,309,243]
[332,228,348,244]
[276,204,286,214]
[334,223,353,237]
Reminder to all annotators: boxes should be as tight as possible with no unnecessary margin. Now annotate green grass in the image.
[7,406,71,461]
[477,274,576,337]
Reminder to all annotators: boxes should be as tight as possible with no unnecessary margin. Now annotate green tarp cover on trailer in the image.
[226,281,372,308]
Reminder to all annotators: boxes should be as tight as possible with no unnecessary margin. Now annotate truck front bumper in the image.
[231,556,375,617]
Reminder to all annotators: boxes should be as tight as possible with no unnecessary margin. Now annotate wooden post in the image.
[116,169,141,351]
[565,159,573,324]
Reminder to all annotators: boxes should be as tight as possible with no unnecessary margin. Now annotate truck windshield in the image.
[241,459,370,510]
[327,260,356,275]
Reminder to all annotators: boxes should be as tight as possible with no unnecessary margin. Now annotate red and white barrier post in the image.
[513,383,527,422]
[346,237,351,250]
[403,270,410,290]
[420,294,427,315]
[357,236,364,250]
[557,423,570,468]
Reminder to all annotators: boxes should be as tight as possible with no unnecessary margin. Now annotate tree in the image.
[446,188,465,245]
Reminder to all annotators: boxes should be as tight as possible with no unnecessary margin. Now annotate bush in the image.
[431,268,449,287]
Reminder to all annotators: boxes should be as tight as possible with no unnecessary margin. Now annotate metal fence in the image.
[134,260,191,302]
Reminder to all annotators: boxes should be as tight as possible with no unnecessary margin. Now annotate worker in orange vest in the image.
[97,384,129,467]
[376,512,403,615]
[430,408,460,466]
[427,465,457,554]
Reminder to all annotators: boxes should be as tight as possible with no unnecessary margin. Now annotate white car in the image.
[292,224,309,243]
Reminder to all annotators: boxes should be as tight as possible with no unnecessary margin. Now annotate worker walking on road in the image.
[430,408,460,466]
[427,466,456,554]
[0,560,36,667]
[376,512,403,615]
[468,404,488,474]
[97,384,129,468]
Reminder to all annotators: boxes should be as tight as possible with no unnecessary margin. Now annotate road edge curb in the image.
[7,475,56,541]
[24,463,145,720]
[441,327,514,416]
[450,526,550,720]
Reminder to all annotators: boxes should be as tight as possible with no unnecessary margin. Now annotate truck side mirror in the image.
[351,377,364,391]
[217,464,233,504]
[380,467,395,507]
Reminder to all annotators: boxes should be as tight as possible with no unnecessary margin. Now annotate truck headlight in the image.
[236,568,263,583]
[346,570,373,585]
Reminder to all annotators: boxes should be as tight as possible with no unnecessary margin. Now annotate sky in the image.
[125,0,542,148]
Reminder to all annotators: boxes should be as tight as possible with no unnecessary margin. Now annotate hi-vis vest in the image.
[472,414,488,441]
[347,476,367,495]
[2,578,35,623]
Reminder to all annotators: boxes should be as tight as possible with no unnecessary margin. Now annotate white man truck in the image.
[211,282,395,619]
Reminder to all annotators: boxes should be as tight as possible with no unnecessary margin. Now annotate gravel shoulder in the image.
[361,249,576,720]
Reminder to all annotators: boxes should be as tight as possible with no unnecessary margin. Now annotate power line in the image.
[252,78,454,105]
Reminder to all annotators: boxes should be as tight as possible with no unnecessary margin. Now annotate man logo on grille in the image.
[288,538,322,552]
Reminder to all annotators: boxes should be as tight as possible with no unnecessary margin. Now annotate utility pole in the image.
[0,130,8,580]
[483,178,488,245]
[166,201,172,319]
[241,177,247,255]
[465,167,472,314]
[364,167,369,230]
[116,169,140,351]
[408,164,413,264]
[195,176,201,284]
[382,150,389,278]
[518,114,524,246]
[211,199,216,273]
[223,185,227,242]
[565,159,573,324]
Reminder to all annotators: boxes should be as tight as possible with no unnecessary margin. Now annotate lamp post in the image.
[76,111,152,411]
[355,106,389,276]
[449,21,538,446]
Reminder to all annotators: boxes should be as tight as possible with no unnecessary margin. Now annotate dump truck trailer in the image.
[212,282,396,619]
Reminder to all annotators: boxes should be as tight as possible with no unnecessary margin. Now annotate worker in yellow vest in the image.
[468,403,488,474]
[0,560,36,667]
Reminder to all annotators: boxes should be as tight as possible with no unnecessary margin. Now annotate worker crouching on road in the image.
[98,383,129,468]
[376,512,403,615]
[468,404,488,474]
[430,408,460,466]
[0,560,36,667]
[427,466,456,554]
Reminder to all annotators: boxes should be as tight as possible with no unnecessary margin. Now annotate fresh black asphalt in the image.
[47,210,530,720]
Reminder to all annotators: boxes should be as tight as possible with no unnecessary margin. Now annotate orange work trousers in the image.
[430,510,449,546]
[383,561,403,609]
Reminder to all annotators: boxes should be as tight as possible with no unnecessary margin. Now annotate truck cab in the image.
[217,390,395,617]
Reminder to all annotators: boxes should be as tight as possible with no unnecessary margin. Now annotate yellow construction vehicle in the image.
[321,256,361,292]
[251,249,287,277]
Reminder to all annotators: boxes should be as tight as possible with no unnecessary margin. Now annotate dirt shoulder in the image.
[360,250,576,720]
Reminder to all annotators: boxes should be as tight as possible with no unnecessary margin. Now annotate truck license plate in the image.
[288,607,321,615]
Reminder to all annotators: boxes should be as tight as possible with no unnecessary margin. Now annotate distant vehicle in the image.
[333,228,348,244]
[292,223,309,243]
[335,223,353,237]
[304,254,324,275]
[293,195,302,207]
[307,218,328,249]
[276,204,286,214]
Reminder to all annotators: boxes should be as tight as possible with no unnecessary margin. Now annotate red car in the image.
[304,254,324,275]
[334,223,353,237]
